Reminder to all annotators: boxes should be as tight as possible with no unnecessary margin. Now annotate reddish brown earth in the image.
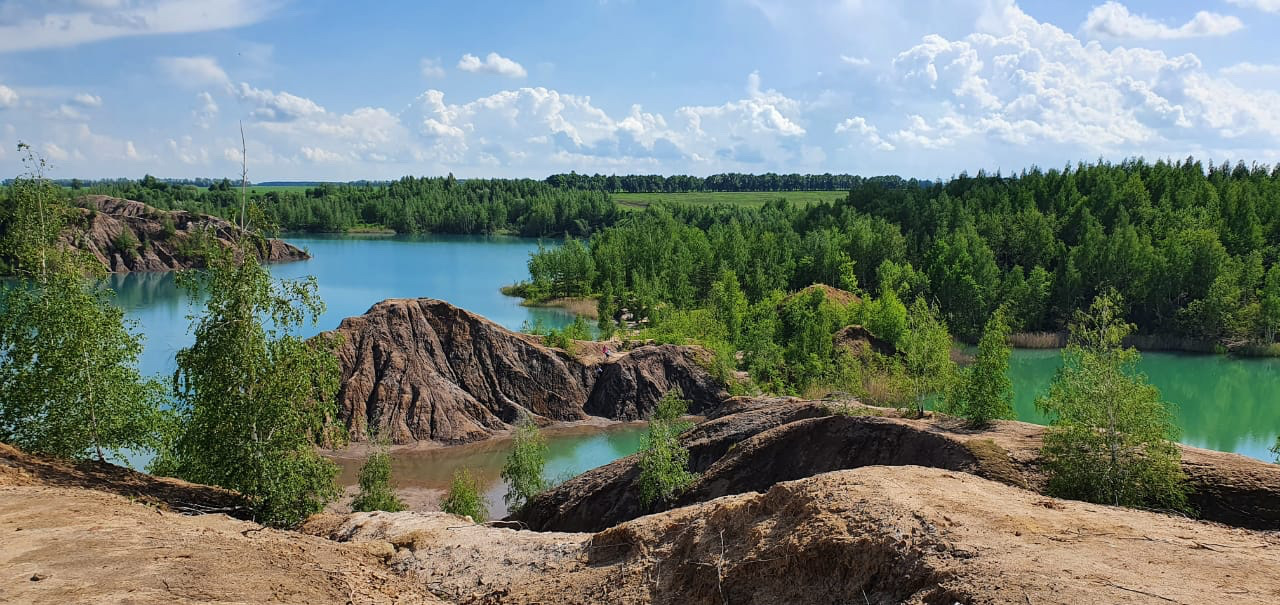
[328,298,729,444]
[65,195,308,273]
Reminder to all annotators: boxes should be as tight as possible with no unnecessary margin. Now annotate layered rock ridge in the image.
[329,298,729,445]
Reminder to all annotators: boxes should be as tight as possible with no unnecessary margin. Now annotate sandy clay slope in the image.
[0,444,439,605]
[5,418,1280,604]
[312,464,1280,605]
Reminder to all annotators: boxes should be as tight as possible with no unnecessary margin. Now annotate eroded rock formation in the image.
[514,397,1280,533]
[64,195,308,273]
[328,298,729,444]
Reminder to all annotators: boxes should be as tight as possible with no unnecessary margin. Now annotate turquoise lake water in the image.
[86,234,1280,467]
[109,234,578,379]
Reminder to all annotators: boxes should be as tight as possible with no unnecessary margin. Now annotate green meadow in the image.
[612,190,847,210]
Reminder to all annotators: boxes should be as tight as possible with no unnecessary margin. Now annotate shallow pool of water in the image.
[333,423,648,518]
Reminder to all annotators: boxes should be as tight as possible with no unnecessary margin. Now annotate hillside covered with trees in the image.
[525,158,1280,356]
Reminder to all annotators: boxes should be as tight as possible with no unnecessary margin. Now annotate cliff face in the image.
[329,298,730,445]
[65,195,308,273]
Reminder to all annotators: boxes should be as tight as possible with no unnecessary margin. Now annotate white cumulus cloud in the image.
[236,83,326,122]
[457,52,528,78]
[885,2,1280,156]
[834,116,895,151]
[1082,2,1243,40]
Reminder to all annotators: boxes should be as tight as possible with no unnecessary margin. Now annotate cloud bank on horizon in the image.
[0,0,1278,179]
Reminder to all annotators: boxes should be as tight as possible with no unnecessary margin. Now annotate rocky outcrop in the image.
[514,397,1280,533]
[64,195,308,273]
[329,298,730,444]
[583,345,728,420]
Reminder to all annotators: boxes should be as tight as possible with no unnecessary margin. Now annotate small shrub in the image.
[441,468,488,522]
[1037,291,1188,511]
[351,450,406,513]
[637,390,698,508]
[943,308,1015,427]
[110,229,140,259]
[501,415,548,511]
[160,216,178,240]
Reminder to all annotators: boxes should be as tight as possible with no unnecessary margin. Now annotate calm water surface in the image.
[1006,349,1280,461]
[111,234,577,379]
[97,235,1280,471]
[334,423,647,518]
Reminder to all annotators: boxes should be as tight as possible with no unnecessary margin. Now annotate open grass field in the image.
[244,185,314,193]
[612,190,847,210]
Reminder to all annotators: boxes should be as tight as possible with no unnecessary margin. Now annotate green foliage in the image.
[900,298,956,417]
[79,176,617,237]
[708,269,748,345]
[1036,290,1188,511]
[945,307,1015,427]
[153,244,342,528]
[110,229,140,259]
[526,237,596,300]
[351,449,405,513]
[159,215,177,240]
[863,288,907,346]
[637,390,698,508]
[0,273,171,461]
[441,468,488,522]
[0,143,171,462]
[501,415,548,511]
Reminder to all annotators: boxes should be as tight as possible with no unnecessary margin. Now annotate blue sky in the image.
[1,0,1279,180]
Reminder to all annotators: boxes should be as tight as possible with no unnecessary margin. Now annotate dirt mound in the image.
[0,442,245,515]
[514,398,1280,532]
[315,465,1280,604]
[0,443,438,604]
[329,298,728,444]
[784,283,861,306]
[833,324,897,357]
[65,195,308,273]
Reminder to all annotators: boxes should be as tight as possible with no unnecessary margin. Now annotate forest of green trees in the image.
[526,158,1280,354]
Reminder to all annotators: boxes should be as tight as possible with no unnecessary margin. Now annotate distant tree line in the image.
[544,171,926,193]
[82,175,618,237]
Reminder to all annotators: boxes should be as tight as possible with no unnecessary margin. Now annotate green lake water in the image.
[1007,348,1280,461]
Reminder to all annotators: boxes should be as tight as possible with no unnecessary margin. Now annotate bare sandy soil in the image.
[312,465,1280,605]
[0,444,439,605]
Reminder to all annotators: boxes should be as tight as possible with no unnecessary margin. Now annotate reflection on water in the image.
[1006,349,1280,461]
[334,423,648,518]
